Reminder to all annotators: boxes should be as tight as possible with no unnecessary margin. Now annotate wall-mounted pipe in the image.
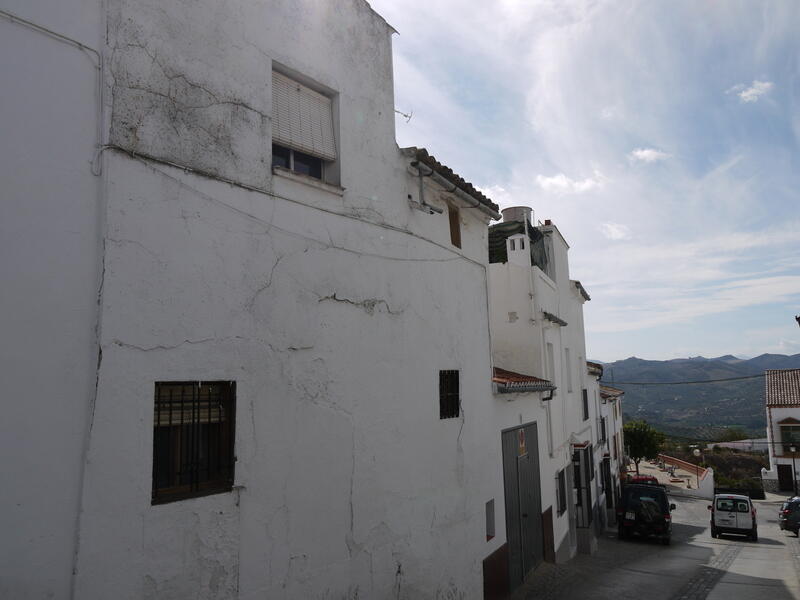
[411,161,501,221]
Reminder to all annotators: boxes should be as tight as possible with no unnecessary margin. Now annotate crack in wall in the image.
[318,293,403,316]
[112,337,216,351]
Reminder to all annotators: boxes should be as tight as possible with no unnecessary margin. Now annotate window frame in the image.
[439,370,460,419]
[151,381,236,505]
[556,469,567,515]
[448,204,462,249]
[582,389,589,421]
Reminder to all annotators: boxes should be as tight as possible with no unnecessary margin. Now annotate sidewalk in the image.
[635,459,704,497]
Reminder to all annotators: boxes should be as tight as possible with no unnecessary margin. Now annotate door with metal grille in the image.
[502,423,543,589]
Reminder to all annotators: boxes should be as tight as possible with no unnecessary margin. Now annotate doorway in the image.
[778,464,795,492]
[502,423,543,589]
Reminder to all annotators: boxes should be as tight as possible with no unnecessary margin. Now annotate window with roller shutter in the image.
[271,71,337,181]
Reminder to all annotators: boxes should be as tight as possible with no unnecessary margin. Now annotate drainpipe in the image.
[415,166,443,214]
[411,161,501,220]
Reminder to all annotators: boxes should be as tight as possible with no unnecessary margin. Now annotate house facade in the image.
[598,382,625,524]
[1,1,513,598]
[761,369,800,494]
[487,207,603,564]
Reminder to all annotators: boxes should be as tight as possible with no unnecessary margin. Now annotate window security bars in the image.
[556,469,567,516]
[439,370,460,419]
[582,389,589,421]
[152,381,236,504]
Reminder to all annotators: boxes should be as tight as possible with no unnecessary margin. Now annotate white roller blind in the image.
[272,71,337,160]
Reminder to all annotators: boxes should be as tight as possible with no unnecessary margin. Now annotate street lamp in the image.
[693,448,702,489]
[791,445,798,497]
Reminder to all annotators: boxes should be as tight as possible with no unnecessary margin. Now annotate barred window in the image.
[556,469,567,515]
[152,381,236,504]
[439,370,460,419]
[582,389,589,421]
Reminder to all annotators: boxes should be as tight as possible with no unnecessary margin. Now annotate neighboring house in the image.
[487,206,601,571]
[598,382,625,523]
[761,369,800,493]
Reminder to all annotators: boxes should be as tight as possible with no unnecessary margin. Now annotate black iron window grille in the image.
[556,469,567,515]
[582,389,589,421]
[439,370,460,419]
[152,381,236,505]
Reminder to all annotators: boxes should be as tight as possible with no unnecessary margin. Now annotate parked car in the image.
[628,474,660,485]
[617,483,676,545]
[708,493,757,541]
[778,497,800,536]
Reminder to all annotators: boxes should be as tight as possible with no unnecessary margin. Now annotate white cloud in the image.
[628,148,670,163]
[599,222,631,240]
[726,80,774,103]
[535,170,607,194]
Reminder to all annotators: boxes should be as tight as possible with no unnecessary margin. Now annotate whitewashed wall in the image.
[68,1,502,599]
[0,2,104,598]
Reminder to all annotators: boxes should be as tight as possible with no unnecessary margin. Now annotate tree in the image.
[716,426,749,442]
[623,420,665,475]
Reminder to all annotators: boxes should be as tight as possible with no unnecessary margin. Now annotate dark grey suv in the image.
[778,497,800,535]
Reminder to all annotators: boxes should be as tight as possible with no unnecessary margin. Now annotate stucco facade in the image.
[487,208,605,562]
[0,1,510,598]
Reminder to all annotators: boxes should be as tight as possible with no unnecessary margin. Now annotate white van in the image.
[709,493,757,541]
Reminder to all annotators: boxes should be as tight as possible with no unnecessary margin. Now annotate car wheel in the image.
[618,527,626,540]
[662,536,670,546]
[751,528,758,542]
[710,527,717,538]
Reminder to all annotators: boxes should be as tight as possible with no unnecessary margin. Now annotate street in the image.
[513,495,800,600]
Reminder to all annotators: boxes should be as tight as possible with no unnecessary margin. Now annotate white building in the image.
[761,369,800,494]
[597,382,625,523]
[0,1,549,598]
[487,207,603,567]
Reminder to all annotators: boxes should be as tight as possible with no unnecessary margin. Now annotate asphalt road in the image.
[512,495,800,600]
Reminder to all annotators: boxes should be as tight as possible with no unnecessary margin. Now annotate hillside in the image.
[598,354,800,439]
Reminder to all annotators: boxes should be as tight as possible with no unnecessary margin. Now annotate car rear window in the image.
[624,487,667,511]
[736,500,750,513]
[716,498,735,511]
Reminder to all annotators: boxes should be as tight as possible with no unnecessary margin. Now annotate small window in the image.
[152,381,236,504]
[600,417,607,443]
[439,370,460,419]
[582,389,589,421]
[271,71,336,181]
[448,205,461,248]
[486,499,495,541]
[272,143,323,180]
[520,239,525,250]
[565,348,573,392]
[556,469,567,515]
[509,239,515,251]
[782,426,800,454]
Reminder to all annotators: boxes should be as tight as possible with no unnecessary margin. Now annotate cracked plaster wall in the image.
[0,2,105,599]
[75,149,496,599]
[74,1,499,596]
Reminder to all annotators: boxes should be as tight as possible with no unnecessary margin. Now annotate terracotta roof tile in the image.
[766,369,800,406]
[493,367,554,393]
[600,385,624,400]
[403,147,500,214]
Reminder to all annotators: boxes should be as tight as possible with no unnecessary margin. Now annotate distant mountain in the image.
[599,353,800,439]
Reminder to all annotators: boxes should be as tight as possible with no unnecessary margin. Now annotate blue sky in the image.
[370,0,800,362]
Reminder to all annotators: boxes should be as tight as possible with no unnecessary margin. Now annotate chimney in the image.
[501,206,533,225]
